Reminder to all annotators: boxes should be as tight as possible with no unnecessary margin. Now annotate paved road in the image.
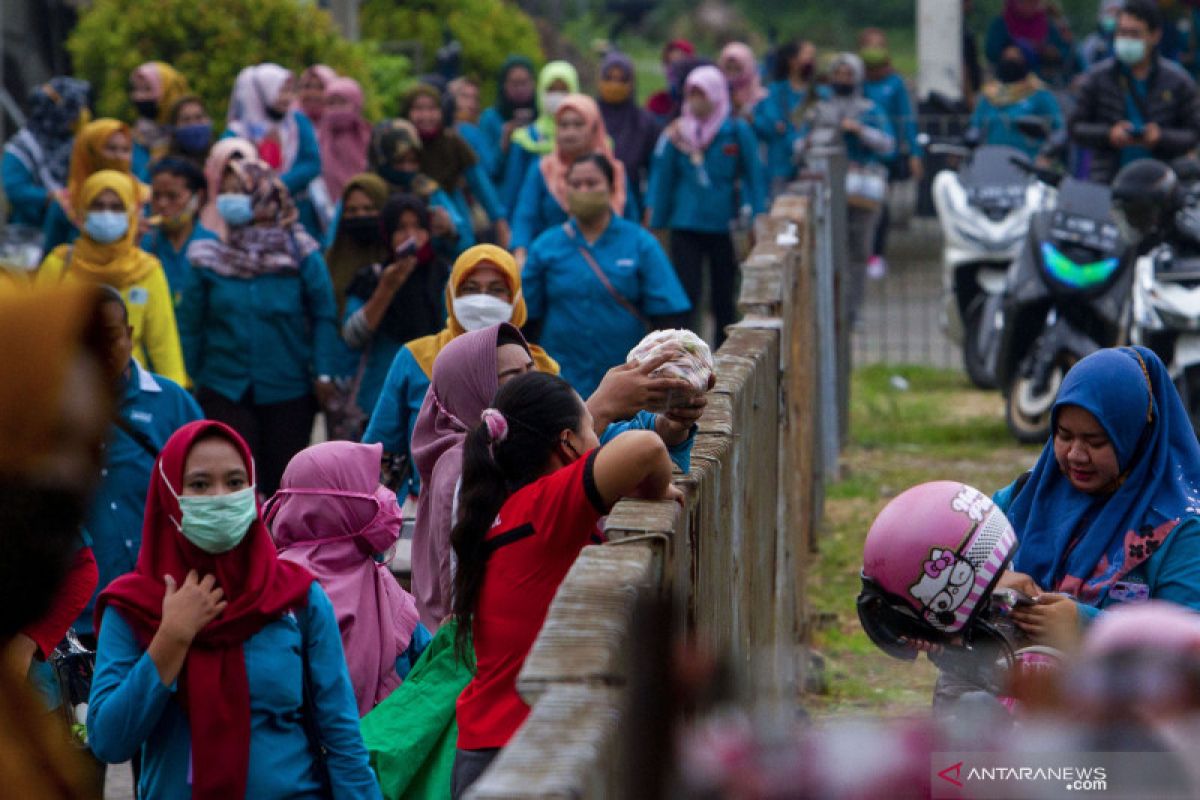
[853,217,962,371]
[105,762,133,799]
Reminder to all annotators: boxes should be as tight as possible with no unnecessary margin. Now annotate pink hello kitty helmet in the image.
[857,481,1018,661]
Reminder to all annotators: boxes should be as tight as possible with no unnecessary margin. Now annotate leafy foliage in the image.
[360,0,543,108]
[68,0,374,124]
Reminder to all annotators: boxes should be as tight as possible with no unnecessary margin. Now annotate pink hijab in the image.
[267,441,421,717]
[410,323,524,631]
[674,65,731,154]
[297,64,338,124]
[719,42,767,116]
[199,136,257,238]
[318,77,371,201]
[539,94,627,217]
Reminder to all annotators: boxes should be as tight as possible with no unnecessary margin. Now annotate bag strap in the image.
[561,222,652,331]
[113,416,160,460]
[1117,69,1151,122]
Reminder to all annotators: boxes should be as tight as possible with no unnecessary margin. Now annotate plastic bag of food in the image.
[626,329,714,412]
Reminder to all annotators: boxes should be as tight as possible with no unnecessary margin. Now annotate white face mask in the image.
[543,91,569,116]
[453,293,515,331]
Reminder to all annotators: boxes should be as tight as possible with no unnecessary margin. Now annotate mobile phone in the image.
[1129,123,1145,140]
[992,587,1036,609]
[394,237,418,260]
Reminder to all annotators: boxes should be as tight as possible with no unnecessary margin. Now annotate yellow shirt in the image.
[36,245,188,387]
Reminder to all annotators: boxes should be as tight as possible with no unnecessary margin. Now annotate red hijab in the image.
[95,420,314,799]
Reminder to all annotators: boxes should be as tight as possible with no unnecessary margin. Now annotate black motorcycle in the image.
[986,164,1132,443]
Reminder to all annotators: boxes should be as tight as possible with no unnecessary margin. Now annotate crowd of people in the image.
[8,0,1200,797]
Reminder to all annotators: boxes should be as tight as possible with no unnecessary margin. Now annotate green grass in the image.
[805,365,1040,716]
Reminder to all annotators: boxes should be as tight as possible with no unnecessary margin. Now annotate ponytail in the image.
[451,371,584,660]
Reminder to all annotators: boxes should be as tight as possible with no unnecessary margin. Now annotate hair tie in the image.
[481,408,509,444]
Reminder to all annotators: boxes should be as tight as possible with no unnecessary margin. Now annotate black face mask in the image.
[265,105,287,122]
[832,83,855,97]
[0,481,88,639]
[996,58,1030,84]
[133,99,159,120]
[341,215,382,246]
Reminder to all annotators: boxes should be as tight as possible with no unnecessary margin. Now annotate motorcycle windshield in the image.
[1049,178,1123,257]
[962,145,1029,212]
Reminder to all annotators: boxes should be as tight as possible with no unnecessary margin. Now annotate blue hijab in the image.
[1008,346,1200,604]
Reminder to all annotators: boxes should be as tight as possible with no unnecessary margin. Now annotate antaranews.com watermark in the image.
[932,752,1194,799]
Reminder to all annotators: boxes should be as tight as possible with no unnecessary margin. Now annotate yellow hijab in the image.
[0,283,102,477]
[407,244,559,378]
[67,169,158,288]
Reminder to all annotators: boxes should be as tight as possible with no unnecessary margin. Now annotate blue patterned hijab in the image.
[1008,346,1200,604]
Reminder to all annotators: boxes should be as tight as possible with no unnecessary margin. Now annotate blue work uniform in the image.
[648,117,767,233]
[361,345,431,500]
[477,107,508,182]
[79,362,202,636]
[41,200,79,255]
[88,583,383,800]
[140,223,219,304]
[176,249,341,405]
[523,216,691,397]
[324,189,472,257]
[1,148,53,227]
[601,410,697,473]
[968,88,1064,159]
[458,122,501,190]
[863,72,922,166]
[499,126,548,216]
[759,82,822,184]
[131,142,151,183]
[510,164,641,252]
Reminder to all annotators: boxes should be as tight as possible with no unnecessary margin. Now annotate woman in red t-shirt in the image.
[449,370,680,797]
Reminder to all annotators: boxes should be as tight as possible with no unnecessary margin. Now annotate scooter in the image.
[930,125,1049,389]
[991,165,1132,443]
[1127,164,1200,433]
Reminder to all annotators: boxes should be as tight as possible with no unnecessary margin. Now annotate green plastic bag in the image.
[361,619,474,799]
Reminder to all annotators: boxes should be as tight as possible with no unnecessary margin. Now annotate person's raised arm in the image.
[592,429,679,508]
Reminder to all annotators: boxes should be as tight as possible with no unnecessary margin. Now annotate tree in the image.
[68,0,376,124]
[360,0,543,108]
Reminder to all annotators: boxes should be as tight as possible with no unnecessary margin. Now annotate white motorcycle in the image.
[1128,197,1200,431]
[932,143,1049,388]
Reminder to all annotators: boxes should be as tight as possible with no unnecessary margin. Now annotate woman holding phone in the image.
[339,193,449,420]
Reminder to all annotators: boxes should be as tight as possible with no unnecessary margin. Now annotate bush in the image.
[357,42,414,122]
[68,0,375,124]
[360,0,543,109]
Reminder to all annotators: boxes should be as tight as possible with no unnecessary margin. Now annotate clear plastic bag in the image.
[626,329,714,413]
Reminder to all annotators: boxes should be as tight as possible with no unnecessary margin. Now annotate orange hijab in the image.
[63,119,138,214]
[538,94,627,217]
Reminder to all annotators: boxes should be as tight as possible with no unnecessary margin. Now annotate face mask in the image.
[160,195,199,233]
[1115,36,1147,65]
[341,214,381,245]
[996,58,1031,83]
[599,80,632,104]
[543,91,568,116]
[378,164,417,187]
[84,210,129,244]
[1100,16,1117,34]
[216,193,254,227]
[173,486,259,554]
[860,47,890,69]
[265,104,288,122]
[568,189,611,223]
[267,484,402,555]
[174,122,213,154]
[134,99,159,120]
[799,63,815,80]
[832,83,856,97]
[323,109,359,131]
[453,293,515,331]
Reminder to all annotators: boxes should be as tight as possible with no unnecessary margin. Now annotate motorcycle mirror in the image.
[1014,115,1051,141]
[1008,156,1063,187]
